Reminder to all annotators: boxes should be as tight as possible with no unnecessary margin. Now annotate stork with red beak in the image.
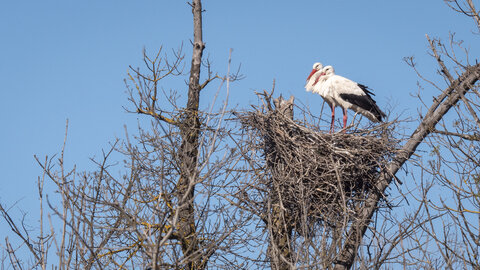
[306,64,385,132]
[305,62,323,92]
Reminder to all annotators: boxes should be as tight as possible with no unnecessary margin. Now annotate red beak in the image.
[312,75,323,86]
[306,69,317,81]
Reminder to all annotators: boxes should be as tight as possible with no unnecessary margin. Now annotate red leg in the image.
[343,108,348,133]
[330,104,335,133]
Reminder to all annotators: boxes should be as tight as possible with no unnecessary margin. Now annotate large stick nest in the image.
[237,96,398,230]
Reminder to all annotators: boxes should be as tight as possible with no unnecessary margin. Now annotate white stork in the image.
[311,65,386,132]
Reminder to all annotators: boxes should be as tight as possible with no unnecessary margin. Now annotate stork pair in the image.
[305,63,385,133]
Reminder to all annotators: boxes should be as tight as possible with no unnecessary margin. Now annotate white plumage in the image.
[306,65,385,132]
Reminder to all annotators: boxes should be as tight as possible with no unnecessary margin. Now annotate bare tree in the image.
[338,0,480,268]
[1,1,251,269]
[3,1,480,269]
[389,1,480,268]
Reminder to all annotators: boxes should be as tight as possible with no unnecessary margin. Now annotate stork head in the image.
[312,62,323,70]
[312,65,335,86]
[321,65,335,76]
[306,62,323,81]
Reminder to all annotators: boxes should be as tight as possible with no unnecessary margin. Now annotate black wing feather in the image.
[357,83,375,96]
[339,83,386,121]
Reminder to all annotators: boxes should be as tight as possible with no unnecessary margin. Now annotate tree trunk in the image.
[269,96,295,270]
[176,0,205,269]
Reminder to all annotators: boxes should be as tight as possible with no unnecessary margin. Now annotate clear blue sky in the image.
[1,0,479,255]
